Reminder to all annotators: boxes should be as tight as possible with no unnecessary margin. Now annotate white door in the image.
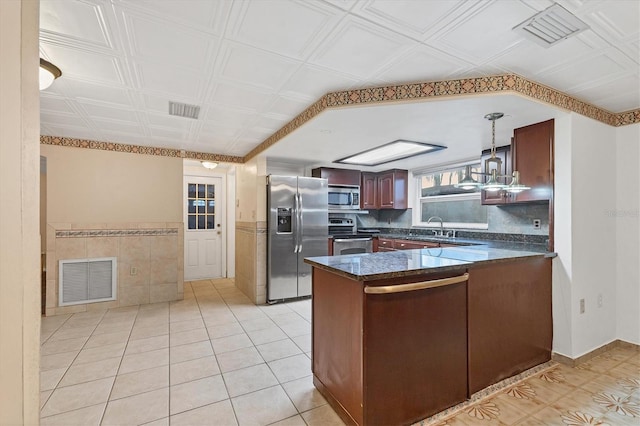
[184,176,224,280]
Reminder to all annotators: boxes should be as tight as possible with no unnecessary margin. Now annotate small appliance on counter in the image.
[267,175,328,303]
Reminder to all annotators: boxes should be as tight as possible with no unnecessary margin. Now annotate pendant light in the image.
[482,113,508,192]
[455,112,530,193]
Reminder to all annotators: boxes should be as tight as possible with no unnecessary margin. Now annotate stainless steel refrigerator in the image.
[267,175,328,302]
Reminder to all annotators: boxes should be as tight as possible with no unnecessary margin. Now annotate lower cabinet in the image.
[375,237,441,251]
[467,257,552,394]
[311,256,552,424]
[312,268,468,425]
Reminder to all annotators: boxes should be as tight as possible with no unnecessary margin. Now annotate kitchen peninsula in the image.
[305,244,554,426]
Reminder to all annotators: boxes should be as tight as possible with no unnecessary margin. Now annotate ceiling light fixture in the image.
[335,139,446,167]
[201,161,218,169]
[455,113,530,193]
[39,58,61,90]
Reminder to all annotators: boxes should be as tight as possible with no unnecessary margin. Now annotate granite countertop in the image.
[305,243,553,281]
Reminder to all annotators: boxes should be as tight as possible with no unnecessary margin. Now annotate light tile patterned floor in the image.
[40,279,640,426]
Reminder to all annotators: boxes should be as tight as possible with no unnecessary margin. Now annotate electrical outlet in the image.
[533,219,541,229]
[130,266,138,276]
[598,294,603,308]
[580,298,585,314]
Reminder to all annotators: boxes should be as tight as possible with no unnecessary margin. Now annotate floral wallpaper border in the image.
[40,136,244,164]
[41,74,639,163]
[245,73,639,161]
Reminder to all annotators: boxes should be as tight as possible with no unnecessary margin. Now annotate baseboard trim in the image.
[552,339,640,367]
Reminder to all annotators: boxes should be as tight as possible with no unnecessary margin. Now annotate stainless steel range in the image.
[329,217,373,255]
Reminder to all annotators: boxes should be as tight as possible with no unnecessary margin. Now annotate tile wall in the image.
[234,221,267,305]
[356,202,550,235]
[45,223,184,316]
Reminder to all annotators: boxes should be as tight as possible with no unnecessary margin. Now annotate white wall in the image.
[553,113,627,358]
[570,114,618,356]
[616,123,640,345]
[552,114,573,357]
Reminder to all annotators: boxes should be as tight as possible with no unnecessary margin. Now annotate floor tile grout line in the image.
[40,309,110,416]
[181,279,242,426]
[98,304,144,426]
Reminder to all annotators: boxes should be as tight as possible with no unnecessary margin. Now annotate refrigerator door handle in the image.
[293,193,299,253]
[298,193,304,253]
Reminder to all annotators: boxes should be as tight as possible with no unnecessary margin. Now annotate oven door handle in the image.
[364,273,469,294]
[333,238,372,243]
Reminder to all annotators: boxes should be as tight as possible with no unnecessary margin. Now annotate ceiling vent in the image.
[169,101,200,119]
[513,3,589,48]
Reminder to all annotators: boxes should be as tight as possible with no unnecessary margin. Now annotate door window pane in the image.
[187,182,218,232]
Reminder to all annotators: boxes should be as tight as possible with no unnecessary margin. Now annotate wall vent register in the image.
[59,257,117,306]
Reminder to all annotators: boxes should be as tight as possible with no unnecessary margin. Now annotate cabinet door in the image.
[512,120,553,203]
[377,170,408,209]
[480,145,511,205]
[468,258,551,394]
[361,172,378,209]
[311,167,360,186]
[377,172,395,209]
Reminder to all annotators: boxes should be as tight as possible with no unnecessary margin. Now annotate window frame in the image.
[412,162,489,230]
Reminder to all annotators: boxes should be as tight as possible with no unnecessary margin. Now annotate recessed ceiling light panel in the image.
[169,101,201,119]
[335,140,446,167]
[513,3,589,48]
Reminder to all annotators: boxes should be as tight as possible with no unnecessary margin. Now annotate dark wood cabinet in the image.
[360,169,408,210]
[311,167,360,186]
[467,257,552,394]
[394,239,439,249]
[360,172,377,209]
[312,268,468,425]
[310,255,552,425]
[480,145,512,205]
[374,237,444,252]
[480,120,554,205]
[376,238,394,251]
[512,119,554,203]
[378,169,407,209]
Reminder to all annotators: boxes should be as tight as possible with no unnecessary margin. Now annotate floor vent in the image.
[59,258,117,306]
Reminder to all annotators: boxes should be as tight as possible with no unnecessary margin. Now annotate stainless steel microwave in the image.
[328,185,360,210]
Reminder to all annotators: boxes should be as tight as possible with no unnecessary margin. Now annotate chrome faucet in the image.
[426,216,444,237]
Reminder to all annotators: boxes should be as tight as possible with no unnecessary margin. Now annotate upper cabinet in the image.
[480,119,553,205]
[511,119,554,203]
[361,169,408,210]
[361,172,377,210]
[311,167,360,186]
